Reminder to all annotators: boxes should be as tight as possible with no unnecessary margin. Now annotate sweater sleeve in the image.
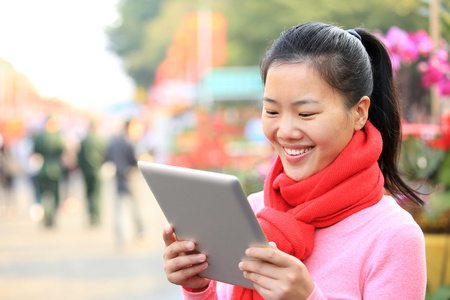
[362,222,427,299]
[182,281,219,300]
[306,283,328,300]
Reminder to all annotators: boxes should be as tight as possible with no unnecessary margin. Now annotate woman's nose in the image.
[277,116,303,140]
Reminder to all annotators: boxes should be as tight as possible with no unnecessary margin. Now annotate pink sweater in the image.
[182,193,427,300]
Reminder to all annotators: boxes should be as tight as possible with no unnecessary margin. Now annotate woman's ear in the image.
[353,96,370,131]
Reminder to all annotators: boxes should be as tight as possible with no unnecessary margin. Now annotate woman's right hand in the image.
[163,225,211,291]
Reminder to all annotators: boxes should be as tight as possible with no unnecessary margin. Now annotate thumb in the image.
[269,241,278,249]
[163,224,177,246]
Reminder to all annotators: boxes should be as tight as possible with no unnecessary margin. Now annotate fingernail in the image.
[164,225,171,234]
[197,254,206,262]
[238,262,243,270]
[187,242,195,250]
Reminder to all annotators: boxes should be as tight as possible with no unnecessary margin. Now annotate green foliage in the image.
[106,0,201,87]
[106,0,444,89]
[428,285,450,300]
[221,0,430,66]
[226,168,265,196]
[106,0,165,87]
[399,135,445,183]
[443,1,450,39]
[106,0,164,56]
[437,151,450,188]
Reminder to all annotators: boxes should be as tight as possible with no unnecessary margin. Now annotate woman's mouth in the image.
[284,147,314,156]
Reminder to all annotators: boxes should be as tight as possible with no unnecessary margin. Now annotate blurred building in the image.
[137,12,269,175]
[0,57,85,146]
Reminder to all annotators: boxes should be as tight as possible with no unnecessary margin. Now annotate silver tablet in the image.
[138,161,268,289]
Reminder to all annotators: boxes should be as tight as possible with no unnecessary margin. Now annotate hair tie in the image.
[347,29,361,41]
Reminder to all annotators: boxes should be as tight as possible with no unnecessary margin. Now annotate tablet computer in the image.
[138,161,268,289]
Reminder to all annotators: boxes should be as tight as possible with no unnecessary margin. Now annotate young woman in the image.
[162,22,427,299]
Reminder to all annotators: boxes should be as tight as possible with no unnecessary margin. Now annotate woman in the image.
[163,22,427,299]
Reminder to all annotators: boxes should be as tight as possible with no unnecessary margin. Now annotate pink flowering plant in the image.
[377,27,450,185]
[381,27,450,239]
[377,26,450,96]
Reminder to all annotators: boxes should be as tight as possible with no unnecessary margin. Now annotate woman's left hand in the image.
[239,242,315,300]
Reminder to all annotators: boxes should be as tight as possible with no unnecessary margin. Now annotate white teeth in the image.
[285,147,312,156]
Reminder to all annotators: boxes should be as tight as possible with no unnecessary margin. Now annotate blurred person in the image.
[77,121,106,226]
[60,126,81,203]
[0,133,2,196]
[14,130,44,220]
[105,119,144,247]
[162,22,426,299]
[0,141,21,216]
[33,116,64,227]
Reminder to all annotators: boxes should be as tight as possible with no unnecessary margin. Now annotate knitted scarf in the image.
[231,121,385,299]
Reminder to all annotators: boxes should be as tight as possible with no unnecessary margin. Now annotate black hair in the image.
[261,21,424,206]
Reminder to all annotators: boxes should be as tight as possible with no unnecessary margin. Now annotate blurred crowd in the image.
[0,104,273,249]
[0,113,155,246]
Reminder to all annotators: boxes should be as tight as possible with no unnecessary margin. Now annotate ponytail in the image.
[357,28,424,206]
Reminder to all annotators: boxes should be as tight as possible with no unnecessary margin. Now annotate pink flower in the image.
[419,49,450,89]
[410,29,434,57]
[385,26,409,48]
[382,26,450,93]
[385,26,419,63]
[438,78,450,96]
[390,53,402,72]
[417,61,428,73]
[421,64,444,88]
[400,37,420,63]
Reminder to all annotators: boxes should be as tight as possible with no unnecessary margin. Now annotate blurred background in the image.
[0,0,450,299]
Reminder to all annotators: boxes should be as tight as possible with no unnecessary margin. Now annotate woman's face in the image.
[262,62,366,181]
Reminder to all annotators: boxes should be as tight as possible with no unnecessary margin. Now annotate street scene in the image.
[1,0,450,299]
[0,169,183,300]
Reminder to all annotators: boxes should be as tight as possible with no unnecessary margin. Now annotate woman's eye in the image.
[299,113,314,118]
[265,110,278,115]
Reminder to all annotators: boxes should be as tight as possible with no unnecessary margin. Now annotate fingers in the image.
[162,224,205,273]
[239,258,279,282]
[164,240,196,261]
[238,243,295,282]
[162,224,176,247]
[243,269,278,292]
[161,224,211,290]
[240,242,315,299]
[164,246,209,288]
[163,225,199,268]
[166,262,209,284]
[162,224,195,259]
[269,241,278,249]
[244,244,292,268]
[165,252,208,275]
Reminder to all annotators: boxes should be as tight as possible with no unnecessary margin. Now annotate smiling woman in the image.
[161,21,427,300]
[0,0,133,110]
[261,63,369,181]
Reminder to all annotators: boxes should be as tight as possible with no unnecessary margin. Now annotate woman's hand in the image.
[162,225,211,291]
[239,242,315,300]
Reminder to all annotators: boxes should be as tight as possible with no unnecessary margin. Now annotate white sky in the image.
[0,0,135,111]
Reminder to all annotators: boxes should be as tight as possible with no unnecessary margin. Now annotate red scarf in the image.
[231,121,384,299]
